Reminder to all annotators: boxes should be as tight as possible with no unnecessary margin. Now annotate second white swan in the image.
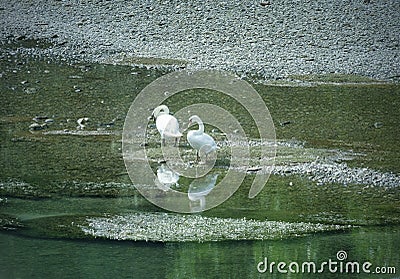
[187,115,218,161]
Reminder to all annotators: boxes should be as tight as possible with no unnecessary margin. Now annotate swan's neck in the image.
[195,119,204,134]
[155,106,169,118]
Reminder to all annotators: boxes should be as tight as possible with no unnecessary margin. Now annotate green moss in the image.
[23,215,91,239]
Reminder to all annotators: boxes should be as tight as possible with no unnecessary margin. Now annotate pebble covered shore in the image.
[1,0,399,79]
[80,212,350,241]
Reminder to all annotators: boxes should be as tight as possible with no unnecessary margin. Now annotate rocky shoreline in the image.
[1,0,399,80]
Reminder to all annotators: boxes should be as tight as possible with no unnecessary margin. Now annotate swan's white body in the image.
[187,115,217,159]
[152,105,182,145]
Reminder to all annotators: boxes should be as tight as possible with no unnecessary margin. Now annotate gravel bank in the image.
[272,161,400,188]
[1,0,399,80]
[80,212,349,241]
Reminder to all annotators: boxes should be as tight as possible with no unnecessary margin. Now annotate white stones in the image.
[0,0,398,80]
[29,122,46,130]
[79,212,350,242]
[272,162,400,188]
[76,117,89,130]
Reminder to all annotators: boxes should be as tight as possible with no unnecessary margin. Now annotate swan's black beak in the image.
[149,114,155,121]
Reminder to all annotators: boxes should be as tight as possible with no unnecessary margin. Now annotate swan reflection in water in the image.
[188,173,218,212]
[154,164,219,211]
[154,164,180,191]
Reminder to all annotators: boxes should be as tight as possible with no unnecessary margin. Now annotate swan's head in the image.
[188,115,202,127]
[151,105,170,120]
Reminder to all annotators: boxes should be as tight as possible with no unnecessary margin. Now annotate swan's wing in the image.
[187,132,216,150]
[202,133,217,147]
[156,115,182,137]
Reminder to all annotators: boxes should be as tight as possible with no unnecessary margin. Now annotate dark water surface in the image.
[1,227,399,279]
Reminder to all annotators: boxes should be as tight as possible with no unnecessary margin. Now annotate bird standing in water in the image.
[151,105,182,146]
[187,115,217,161]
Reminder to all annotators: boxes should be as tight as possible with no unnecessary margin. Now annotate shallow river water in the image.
[0,52,399,278]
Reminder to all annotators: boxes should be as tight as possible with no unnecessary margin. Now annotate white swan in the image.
[151,105,182,146]
[187,115,218,161]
